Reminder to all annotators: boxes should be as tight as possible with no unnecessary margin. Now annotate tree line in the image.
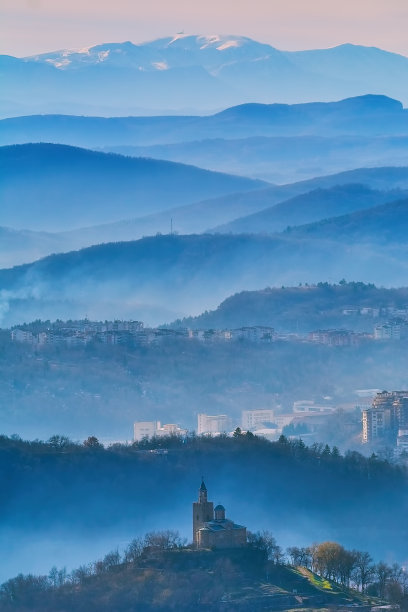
[1,530,407,610]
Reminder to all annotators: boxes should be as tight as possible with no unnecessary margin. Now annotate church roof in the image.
[200,479,207,491]
[214,504,225,511]
[200,519,245,532]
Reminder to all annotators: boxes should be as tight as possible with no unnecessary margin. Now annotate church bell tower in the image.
[193,478,214,546]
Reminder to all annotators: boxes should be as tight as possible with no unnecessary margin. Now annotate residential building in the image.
[11,329,34,343]
[197,413,230,435]
[241,409,275,431]
[374,319,408,340]
[308,329,357,346]
[362,391,408,443]
[133,421,187,441]
[134,421,160,441]
[293,401,334,413]
[396,429,408,453]
[273,414,296,429]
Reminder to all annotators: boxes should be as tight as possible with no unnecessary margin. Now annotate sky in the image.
[1,0,408,57]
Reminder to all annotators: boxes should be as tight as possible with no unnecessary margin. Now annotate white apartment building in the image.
[241,409,275,431]
[396,429,408,453]
[362,407,391,443]
[133,421,187,442]
[197,414,229,435]
[11,329,34,343]
[134,421,160,441]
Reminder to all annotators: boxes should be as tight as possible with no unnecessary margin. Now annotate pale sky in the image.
[1,0,408,57]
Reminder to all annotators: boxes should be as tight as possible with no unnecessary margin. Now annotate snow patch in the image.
[216,40,241,51]
[199,35,221,49]
[168,33,189,45]
[45,58,71,69]
[98,50,110,62]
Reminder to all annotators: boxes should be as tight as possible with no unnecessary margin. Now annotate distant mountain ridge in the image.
[2,160,408,266]
[0,143,265,232]
[285,196,408,243]
[2,34,408,115]
[1,96,407,148]
[211,184,408,234]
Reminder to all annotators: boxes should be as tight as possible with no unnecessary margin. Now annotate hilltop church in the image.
[193,479,247,549]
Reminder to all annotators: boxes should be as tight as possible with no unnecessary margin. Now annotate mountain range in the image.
[2,95,407,183]
[2,144,408,269]
[2,35,408,116]
[1,96,407,148]
[211,183,408,234]
[0,143,265,232]
[101,134,408,183]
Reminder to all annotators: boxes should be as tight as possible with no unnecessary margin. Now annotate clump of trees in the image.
[0,529,186,610]
[286,541,408,605]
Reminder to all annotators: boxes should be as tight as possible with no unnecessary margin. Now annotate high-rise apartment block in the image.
[362,391,408,444]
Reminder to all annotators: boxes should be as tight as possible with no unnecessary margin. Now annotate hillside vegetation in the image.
[178,282,408,330]
[2,230,408,325]
[0,541,391,611]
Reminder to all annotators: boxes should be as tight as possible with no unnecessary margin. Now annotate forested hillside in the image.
[0,434,406,590]
[178,282,408,330]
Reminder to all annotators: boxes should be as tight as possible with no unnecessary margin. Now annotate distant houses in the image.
[133,404,339,444]
[133,421,187,442]
[9,309,408,350]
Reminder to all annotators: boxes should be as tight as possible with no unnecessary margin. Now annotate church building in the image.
[193,479,247,549]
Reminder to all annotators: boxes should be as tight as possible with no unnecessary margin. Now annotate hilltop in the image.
[176,282,408,331]
[0,544,385,611]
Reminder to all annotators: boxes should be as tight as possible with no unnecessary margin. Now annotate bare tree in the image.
[124,537,144,563]
[352,551,375,593]
[144,530,186,550]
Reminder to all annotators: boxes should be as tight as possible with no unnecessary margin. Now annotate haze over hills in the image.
[2,162,408,267]
[0,143,265,232]
[2,35,408,115]
[102,133,408,183]
[3,95,408,184]
[2,225,408,326]
[286,196,408,243]
[211,184,408,234]
[1,96,407,149]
